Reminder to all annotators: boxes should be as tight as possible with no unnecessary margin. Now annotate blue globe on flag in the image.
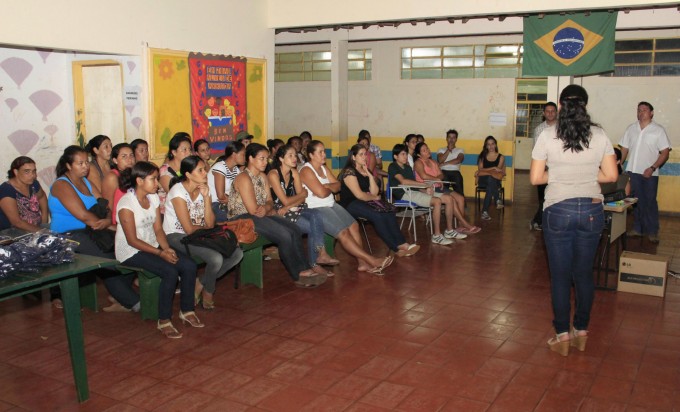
[552,27,584,59]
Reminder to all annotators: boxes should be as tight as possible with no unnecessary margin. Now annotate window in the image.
[275,50,372,82]
[401,44,523,79]
[515,79,548,138]
[604,37,680,77]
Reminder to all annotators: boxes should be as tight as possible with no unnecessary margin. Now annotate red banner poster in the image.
[188,53,247,153]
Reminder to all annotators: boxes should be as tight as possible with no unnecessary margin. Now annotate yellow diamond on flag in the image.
[534,19,603,66]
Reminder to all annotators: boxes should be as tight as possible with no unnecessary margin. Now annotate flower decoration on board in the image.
[158,59,175,80]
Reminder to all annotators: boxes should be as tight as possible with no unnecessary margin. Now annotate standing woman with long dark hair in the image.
[530,85,618,356]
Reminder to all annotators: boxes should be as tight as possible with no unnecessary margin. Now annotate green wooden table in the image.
[0,254,118,402]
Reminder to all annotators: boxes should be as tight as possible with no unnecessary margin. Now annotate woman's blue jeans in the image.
[543,198,604,334]
[294,208,325,266]
[122,250,197,320]
[346,201,406,252]
[479,175,500,212]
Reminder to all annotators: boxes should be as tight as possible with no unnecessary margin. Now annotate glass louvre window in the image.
[401,44,522,79]
[275,49,372,82]
[605,37,680,77]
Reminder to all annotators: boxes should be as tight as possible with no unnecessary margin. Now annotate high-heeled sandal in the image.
[179,311,205,328]
[547,332,570,357]
[570,328,588,352]
[157,321,182,339]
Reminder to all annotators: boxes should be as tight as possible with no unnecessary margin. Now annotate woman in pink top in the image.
[102,143,136,225]
[413,142,480,235]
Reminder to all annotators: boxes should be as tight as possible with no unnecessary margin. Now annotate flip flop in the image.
[368,256,394,275]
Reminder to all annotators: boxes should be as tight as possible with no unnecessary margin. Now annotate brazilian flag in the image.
[523,12,617,76]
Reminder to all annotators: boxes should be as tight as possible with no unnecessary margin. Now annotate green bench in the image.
[80,234,337,320]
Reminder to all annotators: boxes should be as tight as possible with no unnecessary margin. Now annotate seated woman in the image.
[0,156,55,305]
[130,139,154,165]
[49,146,139,312]
[194,139,213,166]
[85,135,112,193]
[159,132,193,214]
[228,144,326,287]
[0,156,49,235]
[116,162,202,339]
[163,156,243,309]
[340,144,420,257]
[476,136,506,221]
[101,143,135,225]
[268,144,339,273]
[357,135,387,191]
[413,142,479,236]
[208,142,245,222]
[300,140,393,274]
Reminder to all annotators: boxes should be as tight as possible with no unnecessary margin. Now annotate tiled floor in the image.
[1,171,679,411]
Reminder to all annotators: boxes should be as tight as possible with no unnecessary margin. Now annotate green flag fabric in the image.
[523,12,617,76]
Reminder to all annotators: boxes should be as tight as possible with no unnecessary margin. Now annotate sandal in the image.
[547,332,570,357]
[179,311,205,328]
[157,321,182,339]
[294,273,327,288]
[570,328,588,352]
[317,257,340,266]
[312,265,334,277]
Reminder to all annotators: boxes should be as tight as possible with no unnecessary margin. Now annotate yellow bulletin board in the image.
[147,48,267,160]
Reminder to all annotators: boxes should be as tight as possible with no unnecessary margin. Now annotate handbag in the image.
[180,227,239,258]
[365,199,397,213]
[222,218,258,244]
[278,202,308,223]
[87,198,115,253]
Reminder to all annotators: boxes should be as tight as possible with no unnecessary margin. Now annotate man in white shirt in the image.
[619,101,671,243]
[437,129,465,196]
[530,102,557,231]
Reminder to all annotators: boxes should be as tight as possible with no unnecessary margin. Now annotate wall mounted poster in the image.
[188,53,247,152]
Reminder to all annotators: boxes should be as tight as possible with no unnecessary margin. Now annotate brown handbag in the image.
[222,218,258,244]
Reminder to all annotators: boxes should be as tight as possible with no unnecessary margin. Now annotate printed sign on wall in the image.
[188,53,247,153]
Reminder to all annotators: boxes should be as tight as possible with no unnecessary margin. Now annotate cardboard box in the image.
[618,251,668,297]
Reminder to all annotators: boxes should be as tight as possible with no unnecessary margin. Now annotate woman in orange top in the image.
[413,142,480,235]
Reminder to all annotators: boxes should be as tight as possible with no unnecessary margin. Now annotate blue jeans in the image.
[479,175,501,212]
[233,214,311,280]
[294,208,325,266]
[629,173,659,235]
[543,198,604,334]
[122,250,197,320]
[67,230,139,309]
[346,200,406,252]
[211,202,229,223]
[442,170,464,197]
[167,233,243,294]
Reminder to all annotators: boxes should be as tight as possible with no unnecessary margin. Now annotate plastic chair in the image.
[386,179,433,242]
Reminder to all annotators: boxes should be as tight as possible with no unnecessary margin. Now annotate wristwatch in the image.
[650,165,657,171]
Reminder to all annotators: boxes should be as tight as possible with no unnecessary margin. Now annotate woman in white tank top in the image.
[300,140,394,275]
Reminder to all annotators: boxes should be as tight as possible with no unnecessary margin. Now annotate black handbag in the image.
[87,198,115,253]
[365,199,397,213]
[180,227,239,258]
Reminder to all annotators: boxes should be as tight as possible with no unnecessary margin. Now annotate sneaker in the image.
[481,211,491,221]
[530,221,542,231]
[627,229,642,237]
[649,234,660,243]
[431,234,453,245]
[444,229,468,240]
[496,200,504,209]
